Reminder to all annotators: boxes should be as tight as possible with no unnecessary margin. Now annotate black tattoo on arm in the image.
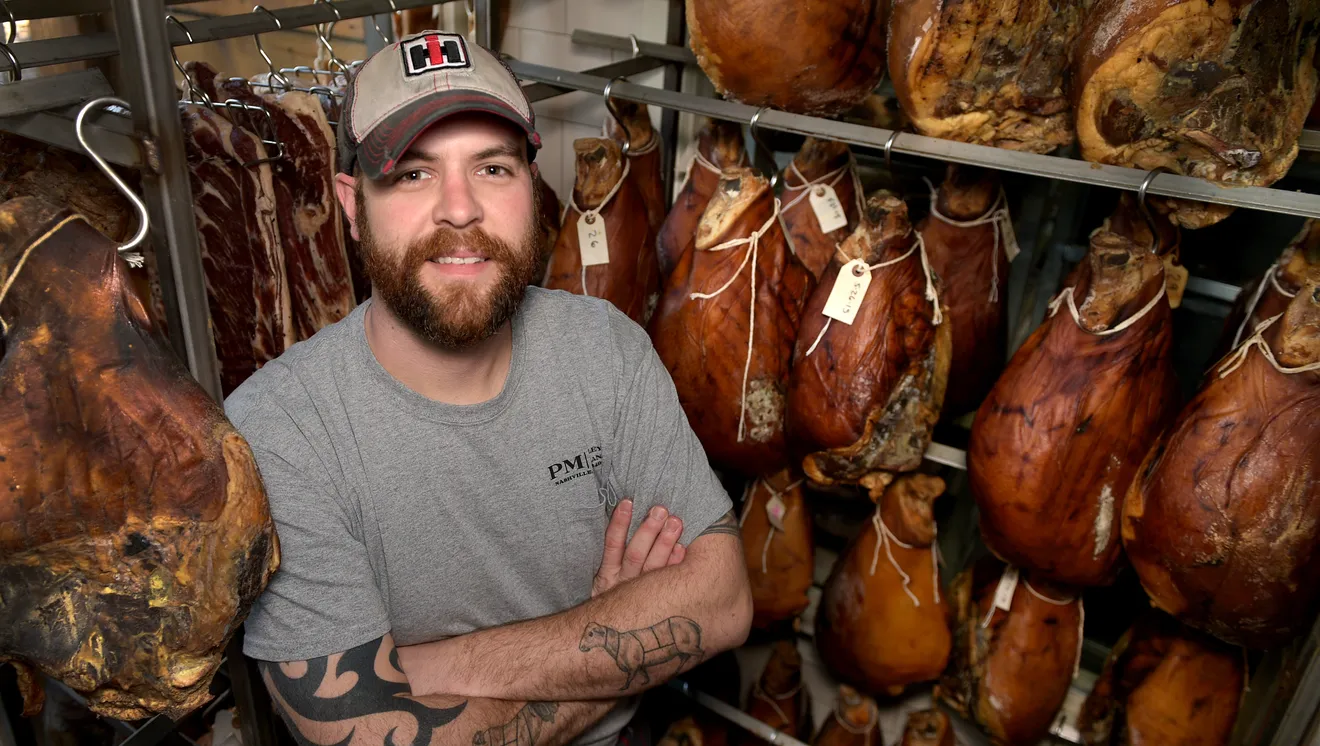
[578,616,705,690]
[697,510,740,539]
[473,702,559,746]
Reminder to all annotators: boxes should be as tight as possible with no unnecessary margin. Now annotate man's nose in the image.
[432,172,481,229]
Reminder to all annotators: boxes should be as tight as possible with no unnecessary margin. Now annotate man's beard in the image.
[356,186,541,350]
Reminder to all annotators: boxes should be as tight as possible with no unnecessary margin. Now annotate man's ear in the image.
[333,172,361,241]
[530,162,540,181]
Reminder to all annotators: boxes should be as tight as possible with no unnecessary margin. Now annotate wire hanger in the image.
[747,107,778,188]
[75,97,148,264]
[166,15,213,110]
[251,5,293,91]
[1137,166,1171,255]
[369,0,399,45]
[0,0,19,84]
[602,76,631,157]
[313,0,351,75]
[882,129,901,172]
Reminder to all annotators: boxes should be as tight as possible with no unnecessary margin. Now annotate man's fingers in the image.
[666,540,687,567]
[621,506,668,579]
[599,499,632,574]
[642,517,683,572]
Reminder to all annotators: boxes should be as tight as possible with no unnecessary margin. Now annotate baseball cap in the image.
[338,31,541,179]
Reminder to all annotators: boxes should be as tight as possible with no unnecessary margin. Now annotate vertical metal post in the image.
[659,0,684,207]
[110,0,223,400]
[473,0,492,47]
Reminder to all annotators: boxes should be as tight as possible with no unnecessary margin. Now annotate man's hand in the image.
[592,499,685,597]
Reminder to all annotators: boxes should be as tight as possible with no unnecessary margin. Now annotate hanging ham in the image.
[0,197,280,720]
[812,686,882,746]
[535,173,562,283]
[968,228,1178,587]
[900,710,954,746]
[1123,281,1320,648]
[657,118,747,280]
[815,473,950,696]
[936,559,1082,746]
[787,192,950,486]
[686,0,888,116]
[920,166,1013,418]
[1078,612,1245,746]
[544,138,660,325]
[741,641,810,743]
[888,0,1083,152]
[650,169,814,477]
[1074,0,1320,228]
[1217,219,1319,358]
[604,100,666,234]
[779,138,863,281]
[740,470,814,629]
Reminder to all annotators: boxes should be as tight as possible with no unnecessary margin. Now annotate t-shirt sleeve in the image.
[227,396,391,662]
[605,306,733,544]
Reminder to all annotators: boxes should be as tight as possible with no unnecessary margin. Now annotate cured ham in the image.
[544,138,660,324]
[0,197,279,720]
[1218,219,1319,357]
[815,474,950,696]
[1078,612,1245,746]
[686,0,888,116]
[1123,281,1320,648]
[740,470,813,629]
[936,559,1082,746]
[535,173,562,282]
[604,100,666,233]
[787,192,949,486]
[888,0,1083,152]
[969,228,1177,587]
[812,686,882,746]
[779,138,863,280]
[919,166,1013,417]
[1074,0,1320,228]
[651,169,814,476]
[741,641,809,742]
[657,119,747,280]
[900,710,954,746]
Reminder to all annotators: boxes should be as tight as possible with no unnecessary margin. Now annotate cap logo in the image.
[400,33,470,76]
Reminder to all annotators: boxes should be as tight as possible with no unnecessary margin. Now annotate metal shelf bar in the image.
[0,105,142,167]
[0,0,444,76]
[0,68,114,117]
[507,60,1320,221]
[5,0,210,22]
[522,56,668,103]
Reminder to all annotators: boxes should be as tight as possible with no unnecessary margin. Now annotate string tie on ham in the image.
[0,214,80,336]
[751,679,802,727]
[674,147,747,196]
[569,158,631,295]
[868,511,940,608]
[1217,312,1320,378]
[832,698,879,744]
[1230,260,1298,349]
[778,155,865,261]
[1047,280,1165,336]
[924,176,1012,302]
[688,198,781,443]
[979,578,1084,678]
[738,478,803,573]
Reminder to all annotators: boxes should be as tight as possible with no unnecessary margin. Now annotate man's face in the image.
[338,113,541,350]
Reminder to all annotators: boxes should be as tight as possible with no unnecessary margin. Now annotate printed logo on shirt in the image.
[547,445,603,486]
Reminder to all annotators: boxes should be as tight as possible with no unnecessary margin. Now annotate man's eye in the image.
[482,165,511,177]
[398,170,428,182]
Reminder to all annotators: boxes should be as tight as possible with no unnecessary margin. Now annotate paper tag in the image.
[765,494,787,533]
[577,213,610,267]
[1000,211,1020,262]
[1163,255,1188,309]
[809,184,849,234]
[992,566,1020,613]
[822,259,872,325]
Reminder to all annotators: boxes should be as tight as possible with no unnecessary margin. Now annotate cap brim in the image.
[357,91,541,179]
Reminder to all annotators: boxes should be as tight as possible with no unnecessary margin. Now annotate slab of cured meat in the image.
[899,710,954,746]
[0,197,279,720]
[1124,281,1320,648]
[787,192,950,486]
[1078,612,1245,746]
[181,101,292,395]
[535,173,562,283]
[815,473,950,696]
[687,0,888,116]
[740,641,810,744]
[651,169,814,477]
[544,138,660,324]
[920,165,1012,418]
[740,470,813,629]
[888,0,1084,152]
[656,118,746,280]
[1217,219,1319,358]
[779,138,863,281]
[936,559,1082,746]
[969,228,1178,587]
[604,100,666,234]
[812,685,882,746]
[191,63,355,342]
[1074,0,1320,228]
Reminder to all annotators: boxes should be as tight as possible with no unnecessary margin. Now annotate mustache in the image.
[403,225,518,266]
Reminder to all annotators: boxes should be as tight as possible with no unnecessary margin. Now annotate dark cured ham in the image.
[787,193,949,486]
[1123,282,1320,648]
[544,138,660,324]
[650,169,814,477]
[900,711,954,746]
[888,0,1083,152]
[740,641,809,744]
[740,470,813,629]
[0,197,279,720]
[779,138,863,281]
[657,119,747,280]
[604,100,666,234]
[920,166,1012,418]
[815,474,951,696]
[686,0,888,116]
[1078,612,1245,746]
[813,686,882,746]
[1217,219,1320,358]
[969,230,1178,587]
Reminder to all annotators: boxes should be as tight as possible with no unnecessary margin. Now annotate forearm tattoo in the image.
[697,509,740,539]
[578,616,705,690]
[259,636,466,746]
[472,702,559,746]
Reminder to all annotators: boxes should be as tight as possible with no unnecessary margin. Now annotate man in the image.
[223,30,752,746]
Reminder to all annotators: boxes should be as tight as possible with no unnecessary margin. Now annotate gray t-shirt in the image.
[224,288,731,745]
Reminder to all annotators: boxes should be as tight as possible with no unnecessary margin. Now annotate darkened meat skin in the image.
[656,119,746,281]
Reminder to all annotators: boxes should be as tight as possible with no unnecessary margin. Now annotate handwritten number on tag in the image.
[810,185,849,234]
[822,259,872,325]
[578,213,610,266]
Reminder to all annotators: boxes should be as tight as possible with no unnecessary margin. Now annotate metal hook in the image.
[1137,166,1170,255]
[1,0,15,45]
[251,6,293,91]
[883,129,901,172]
[0,41,18,83]
[628,34,640,58]
[602,76,631,158]
[76,97,149,259]
[166,15,212,109]
[748,106,778,188]
[314,0,350,73]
